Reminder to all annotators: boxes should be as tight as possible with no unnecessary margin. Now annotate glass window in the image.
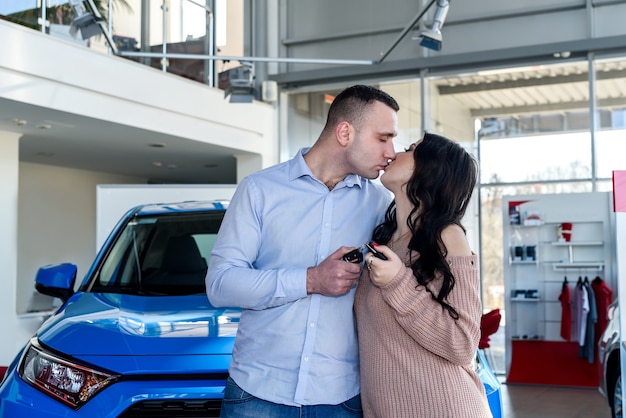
[596,129,626,179]
[1,1,42,29]
[480,133,592,184]
[93,212,223,296]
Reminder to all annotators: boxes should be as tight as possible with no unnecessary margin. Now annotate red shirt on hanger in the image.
[559,279,572,341]
[591,277,613,345]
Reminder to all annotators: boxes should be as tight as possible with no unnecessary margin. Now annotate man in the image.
[206,85,399,417]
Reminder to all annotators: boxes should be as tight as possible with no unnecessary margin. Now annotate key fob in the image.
[342,247,364,263]
[366,242,388,260]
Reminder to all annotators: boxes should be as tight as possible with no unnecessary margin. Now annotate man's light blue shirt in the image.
[206,148,391,406]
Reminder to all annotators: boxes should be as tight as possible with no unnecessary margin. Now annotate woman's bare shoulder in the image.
[441,224,472,257]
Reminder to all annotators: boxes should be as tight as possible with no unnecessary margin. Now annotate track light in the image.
[219,62,256,103]
[416,0,449,51]
[69,0,103,40]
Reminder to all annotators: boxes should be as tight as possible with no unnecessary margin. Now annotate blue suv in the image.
[0,200,501,417]
[0,201,238,416]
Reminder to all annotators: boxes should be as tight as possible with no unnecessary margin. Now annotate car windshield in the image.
[87,211,223,296]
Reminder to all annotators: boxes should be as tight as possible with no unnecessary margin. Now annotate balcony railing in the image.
[1,0,220,87]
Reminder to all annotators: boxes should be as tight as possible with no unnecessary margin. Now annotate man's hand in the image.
[306,247,362,296]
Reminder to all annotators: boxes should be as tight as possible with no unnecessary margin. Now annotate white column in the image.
[0,131,20,365]
[235,153,263,183]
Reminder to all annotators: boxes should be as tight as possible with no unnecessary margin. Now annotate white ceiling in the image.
[1,96,239,184]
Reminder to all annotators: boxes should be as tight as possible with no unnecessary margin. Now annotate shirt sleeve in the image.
[205,176,308,310]
[379,255,482,365]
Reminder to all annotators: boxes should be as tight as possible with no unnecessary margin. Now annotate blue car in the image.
[0,200,502,417]
[476,349,503,417]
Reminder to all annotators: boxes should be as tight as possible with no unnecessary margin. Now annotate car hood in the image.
[36,292,239,370]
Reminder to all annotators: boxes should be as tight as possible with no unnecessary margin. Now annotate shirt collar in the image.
[289,147,363,188]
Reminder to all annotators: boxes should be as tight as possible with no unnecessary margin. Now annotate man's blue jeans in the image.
[220,376,363,418]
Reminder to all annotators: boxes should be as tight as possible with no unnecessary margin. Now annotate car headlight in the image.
[18,338,119,409]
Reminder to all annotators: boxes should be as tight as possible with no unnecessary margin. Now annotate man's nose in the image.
[385,142,397,159]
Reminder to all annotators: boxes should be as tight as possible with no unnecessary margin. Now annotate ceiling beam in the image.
[439,69,626,95]
[269,35,626,88]
[470,97,626,118]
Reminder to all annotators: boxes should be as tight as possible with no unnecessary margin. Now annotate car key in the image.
[365,242,388,260]
[342,247,364,263]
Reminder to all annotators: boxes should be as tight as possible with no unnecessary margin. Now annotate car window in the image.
[89,212,223,296]
[193,233,218,262]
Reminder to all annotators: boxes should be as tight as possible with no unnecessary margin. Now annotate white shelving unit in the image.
[502,192,616,381]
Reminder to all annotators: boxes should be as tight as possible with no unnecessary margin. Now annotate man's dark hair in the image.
[323,85,399,134]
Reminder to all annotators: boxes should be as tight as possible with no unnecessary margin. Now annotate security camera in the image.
[417,0,449,51]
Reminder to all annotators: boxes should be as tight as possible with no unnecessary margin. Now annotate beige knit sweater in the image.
[354,254,492,418]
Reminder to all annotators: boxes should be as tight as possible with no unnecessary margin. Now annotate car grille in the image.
[119,399,222,417]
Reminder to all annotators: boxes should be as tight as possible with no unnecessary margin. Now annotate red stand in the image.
[507,340,598,387]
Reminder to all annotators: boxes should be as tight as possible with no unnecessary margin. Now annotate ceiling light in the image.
[37,124,52,129]
[416,0,449,51]
[553,51,571,59]
[69,0,103,40]
[149,143,166,148]
[12,118,27,126]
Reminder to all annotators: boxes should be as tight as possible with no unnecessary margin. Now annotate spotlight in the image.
[219,63,256,103]
[416,0,449,51]
[69,0,103,40]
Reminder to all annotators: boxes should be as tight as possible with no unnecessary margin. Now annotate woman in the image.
[355,132,492,417]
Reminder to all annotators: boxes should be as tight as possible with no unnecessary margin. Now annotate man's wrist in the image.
[306,267,316,294]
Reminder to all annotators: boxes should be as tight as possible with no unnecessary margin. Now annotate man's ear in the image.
[336,121,352,146]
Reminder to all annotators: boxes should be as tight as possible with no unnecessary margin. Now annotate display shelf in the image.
[503,192,615,387]
[550,240,603,246]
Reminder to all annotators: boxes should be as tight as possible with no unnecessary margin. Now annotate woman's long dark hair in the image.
[372,132,478,319]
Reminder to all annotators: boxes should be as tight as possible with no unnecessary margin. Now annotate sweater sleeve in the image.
[379,254,482,365]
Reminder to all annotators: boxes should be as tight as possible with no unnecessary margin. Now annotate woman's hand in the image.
[365,243,404,287]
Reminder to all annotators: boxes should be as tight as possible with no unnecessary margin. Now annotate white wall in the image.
[17,163,144,315]
[96,184,236,250]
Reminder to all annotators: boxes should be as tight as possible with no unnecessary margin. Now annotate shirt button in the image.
[304,356,310,362]
[310,322,315,327]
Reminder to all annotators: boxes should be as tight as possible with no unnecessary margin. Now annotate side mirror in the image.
[35,263,77,302]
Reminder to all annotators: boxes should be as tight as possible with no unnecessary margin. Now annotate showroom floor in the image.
[500,380,611,417]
